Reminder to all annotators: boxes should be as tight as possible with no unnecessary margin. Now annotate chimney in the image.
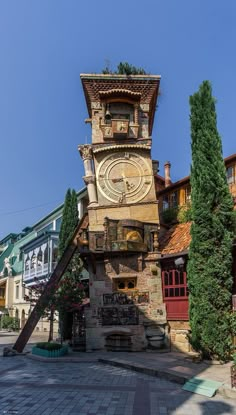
[164,161,171,187]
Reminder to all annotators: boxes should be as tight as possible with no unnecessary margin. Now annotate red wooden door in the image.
[162,268,189,320]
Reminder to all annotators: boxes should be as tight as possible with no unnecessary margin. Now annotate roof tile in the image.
[159,222,191,255]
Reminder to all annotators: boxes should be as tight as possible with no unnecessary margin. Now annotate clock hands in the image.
[112,173,135,192]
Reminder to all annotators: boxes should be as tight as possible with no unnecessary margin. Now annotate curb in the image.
[99,358,188,385]
[98,358,236,400]
[25,353,99,364]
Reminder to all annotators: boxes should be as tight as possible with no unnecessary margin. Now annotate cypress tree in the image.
[187,81,234,361]
[58,188,72,258]
[56,188,83,340]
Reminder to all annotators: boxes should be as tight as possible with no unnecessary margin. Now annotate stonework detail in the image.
[79,73,167,351]
[78,145,93,160]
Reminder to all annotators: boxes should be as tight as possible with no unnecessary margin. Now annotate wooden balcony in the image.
[23,262,57,285]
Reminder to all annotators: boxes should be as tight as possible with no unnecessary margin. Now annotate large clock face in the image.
[96,152,153,204]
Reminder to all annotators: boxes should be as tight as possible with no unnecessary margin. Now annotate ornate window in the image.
[115,278,137,291]
[105,102,134,124]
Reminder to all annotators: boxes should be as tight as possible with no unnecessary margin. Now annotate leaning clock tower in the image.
[79,73,168,351]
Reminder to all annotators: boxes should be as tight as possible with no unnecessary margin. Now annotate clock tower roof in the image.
[80,73,161,135]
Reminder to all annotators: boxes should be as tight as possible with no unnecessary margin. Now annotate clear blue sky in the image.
[0,0,235,239]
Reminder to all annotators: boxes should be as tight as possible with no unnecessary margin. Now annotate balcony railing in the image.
[23,261,57,284]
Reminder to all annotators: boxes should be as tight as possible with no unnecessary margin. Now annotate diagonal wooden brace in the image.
[12,214,87,353]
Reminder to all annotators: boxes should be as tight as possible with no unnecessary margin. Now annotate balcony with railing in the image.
[22,232,58,287]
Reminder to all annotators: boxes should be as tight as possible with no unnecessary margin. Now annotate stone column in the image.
[78,145,98,206]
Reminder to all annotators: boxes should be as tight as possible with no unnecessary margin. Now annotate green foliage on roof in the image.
[102,62,146,75]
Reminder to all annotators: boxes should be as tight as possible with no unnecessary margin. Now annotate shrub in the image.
[177,205,192,223]
[35,342,62,351]
[2,316,20,331]
[162,207,178,225]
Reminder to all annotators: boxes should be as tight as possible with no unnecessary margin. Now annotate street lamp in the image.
[174,257,185,269]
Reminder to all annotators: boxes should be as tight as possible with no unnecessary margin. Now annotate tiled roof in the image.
[159,222,191,255]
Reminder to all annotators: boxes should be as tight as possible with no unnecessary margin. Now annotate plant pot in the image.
[32,346,68,358]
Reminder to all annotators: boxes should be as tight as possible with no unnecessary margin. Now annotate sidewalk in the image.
[25,349,236,400]
[1,331,235,400]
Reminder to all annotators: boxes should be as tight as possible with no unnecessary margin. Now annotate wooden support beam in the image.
[12,214,87,353]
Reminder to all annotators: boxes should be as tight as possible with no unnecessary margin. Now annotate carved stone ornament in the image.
[91,101,102,109]
[78,145,93,160]
[140,103,149,112]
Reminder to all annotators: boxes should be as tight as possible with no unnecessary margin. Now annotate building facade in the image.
[0,188,88,333]
[156,153,236,351]
[78,73,170,351]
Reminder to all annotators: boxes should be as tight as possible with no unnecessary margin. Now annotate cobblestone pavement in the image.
[0,356,236,415]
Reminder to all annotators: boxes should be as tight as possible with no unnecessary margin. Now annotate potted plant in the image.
[32,342,68,358]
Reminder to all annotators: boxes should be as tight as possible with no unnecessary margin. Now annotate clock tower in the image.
[79,73,168,351]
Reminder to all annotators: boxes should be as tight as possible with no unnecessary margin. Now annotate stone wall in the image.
[85,253,169,351]
[168,320,191,353]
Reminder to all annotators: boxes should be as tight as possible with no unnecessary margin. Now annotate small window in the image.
[185,185,191,203]
[115,278,137,291]
[227,166,234,184]
[170,191,178,208]
[37,223,53,236]
[55,217,62,232]
[16,285,19,300]
[0,288,5,298]
[118,281,125,290]
[162,195,169,211]
[127,280,135,289]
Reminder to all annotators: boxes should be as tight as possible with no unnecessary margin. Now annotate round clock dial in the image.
[97,152,153,204]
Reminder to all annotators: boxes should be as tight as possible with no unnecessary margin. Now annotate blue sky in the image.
[0,0,235,239]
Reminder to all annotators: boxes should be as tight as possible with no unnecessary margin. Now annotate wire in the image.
[0,200,62,217]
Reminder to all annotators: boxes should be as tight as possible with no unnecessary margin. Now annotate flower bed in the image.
[32,342,68,358]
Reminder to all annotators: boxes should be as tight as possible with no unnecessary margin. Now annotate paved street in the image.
[0,354,236,415]
[0,332,236,415]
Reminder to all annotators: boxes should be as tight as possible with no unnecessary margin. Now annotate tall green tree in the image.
[56,188,84,340]
[187,81,234,361]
